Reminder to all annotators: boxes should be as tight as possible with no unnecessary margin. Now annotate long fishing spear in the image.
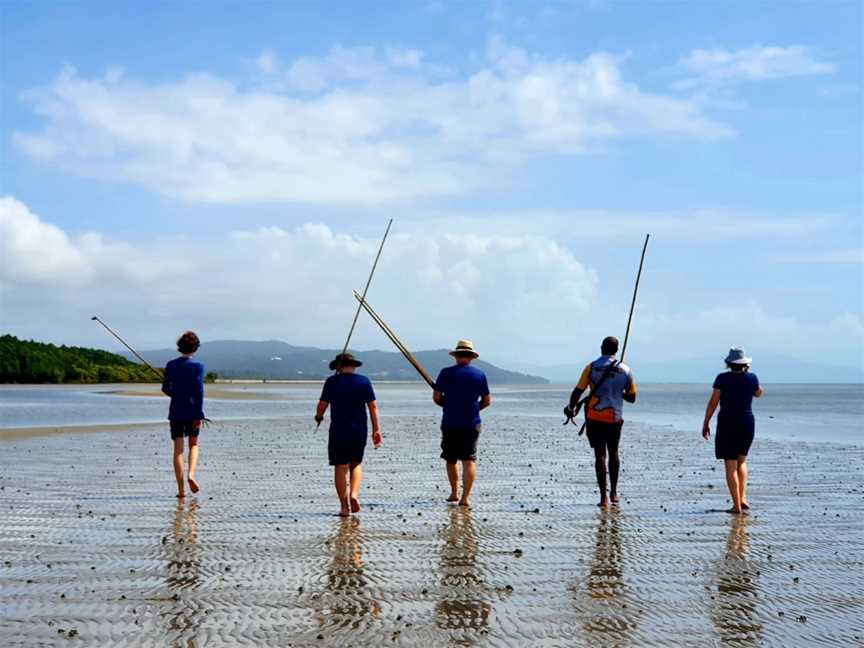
[353,291,436,389]
[316,219,393,430]
[566,233,650,431]
[91,316,164,381]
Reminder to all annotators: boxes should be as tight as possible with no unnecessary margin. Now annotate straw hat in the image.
[329,352,363,370]
[724,347,752,365]
[449,339,479,358]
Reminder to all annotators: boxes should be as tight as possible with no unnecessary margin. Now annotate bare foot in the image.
[338,508,350,517]
[176,492,186,499]
[741,502,750,510]
[725,507,744,515]
[458,499,472,509]
[350,497,360,513]
[597,499,609,509]
[610,494,620,505]
[188,477,199,494]
[446,494,459,503]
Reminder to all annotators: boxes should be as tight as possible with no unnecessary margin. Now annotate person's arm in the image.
[368,400,382,447]
[315,399,329,424]
[565,364,592,416]
[479,394,492,410]
[194,364,205,421]
[702,388,721,439]
[755,387,764,397]
[161,365,172,397]
[433,390,445,407]
[432,369,446,407]
[623,373,637,404]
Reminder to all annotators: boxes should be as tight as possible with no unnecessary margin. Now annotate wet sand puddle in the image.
[1,414,862,646]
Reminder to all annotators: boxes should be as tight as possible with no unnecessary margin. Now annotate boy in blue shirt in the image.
[315,353,381,517]
[433,340,492,508]
[161,331,205,498]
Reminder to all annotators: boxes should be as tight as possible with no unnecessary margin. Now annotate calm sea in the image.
[0,382,860,445]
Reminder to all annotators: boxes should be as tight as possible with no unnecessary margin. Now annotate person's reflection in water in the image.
[435,507,492,643]
[162,499,201,647]
[571,511,639,641]
[318,517,381,633]
[709,515,763,645]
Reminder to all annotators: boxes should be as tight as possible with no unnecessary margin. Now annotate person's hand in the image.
[193,419,203,431]
[372,429,382,448]
[563,405,574,418]
[702,422,711,440]
[314,414,324,425]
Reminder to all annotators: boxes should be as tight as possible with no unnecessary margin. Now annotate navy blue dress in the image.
[713,371,760,460]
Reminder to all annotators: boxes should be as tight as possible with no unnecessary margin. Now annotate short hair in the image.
[177,331,200,354]
[601,336,619,355]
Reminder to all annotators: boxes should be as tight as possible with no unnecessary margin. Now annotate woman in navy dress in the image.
[702,348,764,514]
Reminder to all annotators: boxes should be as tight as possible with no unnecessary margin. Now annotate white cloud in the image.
[14,40,731,205]
[677,45,834,86]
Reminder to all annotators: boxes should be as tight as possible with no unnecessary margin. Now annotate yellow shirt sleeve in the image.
[576,364,592,391]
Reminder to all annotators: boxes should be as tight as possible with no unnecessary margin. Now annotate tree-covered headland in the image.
[0,334,170,383]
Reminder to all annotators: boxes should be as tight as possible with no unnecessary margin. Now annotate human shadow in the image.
[162,498,202,647]
[434,507,492,642]
[571,510,640,642]
[708,514,763,645]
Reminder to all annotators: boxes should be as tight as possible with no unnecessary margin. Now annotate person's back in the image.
[322,372,375,437]
[714,371,759,418]
[163,356,205,421]
[583,356,635,423]
[438,363,489,428]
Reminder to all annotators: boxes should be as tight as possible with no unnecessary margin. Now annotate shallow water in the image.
[1,409,862,646]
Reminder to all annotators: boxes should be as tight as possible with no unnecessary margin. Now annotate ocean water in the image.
[0,382,861,445]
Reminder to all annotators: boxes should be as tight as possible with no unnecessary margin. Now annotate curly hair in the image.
[177,331,200,354]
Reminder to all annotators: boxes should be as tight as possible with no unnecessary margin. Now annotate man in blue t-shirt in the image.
[315,353,381,517]
[161,331,206,499]
[433,339,492,508]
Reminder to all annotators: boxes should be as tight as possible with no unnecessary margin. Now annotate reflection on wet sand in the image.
[317,517,381,632]
[572,511,639,642]
[162,499,201,647]
[709,515,763,645]
[435,507,492,641]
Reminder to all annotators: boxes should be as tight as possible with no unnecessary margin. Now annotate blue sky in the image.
[1,1,862,376]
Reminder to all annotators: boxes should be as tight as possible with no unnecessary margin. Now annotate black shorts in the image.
[328,441,366,466]
[170,420,200,440]
[715,414,755,460]
[585,420,622,449]
[440,425,481,462]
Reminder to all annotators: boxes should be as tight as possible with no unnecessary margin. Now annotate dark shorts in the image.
[440,425,481,462]
[585,420,622,449]
[328,435,367,466]
[715,414,755,460]
[170,420,200,440]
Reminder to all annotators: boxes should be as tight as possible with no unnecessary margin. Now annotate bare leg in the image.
[608,440,620,503]
[446,461,459,502]
[724,459,742,513]
[459,460,476,508]
[187,436,200,493]
[334,464,350,516]
[593,446,608,507]
[349,461,363,513]
[173,437,186,498]
[737,456,749,509]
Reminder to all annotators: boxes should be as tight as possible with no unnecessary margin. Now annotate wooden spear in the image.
[353,291,436,389]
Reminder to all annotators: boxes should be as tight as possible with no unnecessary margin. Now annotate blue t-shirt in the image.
[435,364,490,429]
[713,371,760,419]
[320,373,376,439]
[162,356,205,421]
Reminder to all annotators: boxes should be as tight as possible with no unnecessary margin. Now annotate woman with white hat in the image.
[702,347,764,514]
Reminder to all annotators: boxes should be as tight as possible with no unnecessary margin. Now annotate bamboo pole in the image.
[91,316,164,381]
[353,291,436,389]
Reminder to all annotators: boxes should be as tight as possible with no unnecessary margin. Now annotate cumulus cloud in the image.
[677,45,834,86]
[14,40,731,205]
[0,198,598,354]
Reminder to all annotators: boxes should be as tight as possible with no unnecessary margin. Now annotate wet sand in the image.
[1,414,862,647]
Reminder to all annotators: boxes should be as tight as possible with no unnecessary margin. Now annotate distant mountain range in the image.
[126,340,549,384]
[498,350,864,384]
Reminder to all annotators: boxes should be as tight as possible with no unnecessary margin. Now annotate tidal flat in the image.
[1,389,862,646]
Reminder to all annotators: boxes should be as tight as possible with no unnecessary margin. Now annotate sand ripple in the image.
[1,412,862,646]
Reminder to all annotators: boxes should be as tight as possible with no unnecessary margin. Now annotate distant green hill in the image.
[0,334,159,383]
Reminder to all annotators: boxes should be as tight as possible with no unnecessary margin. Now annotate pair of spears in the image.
[564,233,650,431]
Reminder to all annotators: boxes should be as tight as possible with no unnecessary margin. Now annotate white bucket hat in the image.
[724,347,752,365]
[449,339,479,358]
